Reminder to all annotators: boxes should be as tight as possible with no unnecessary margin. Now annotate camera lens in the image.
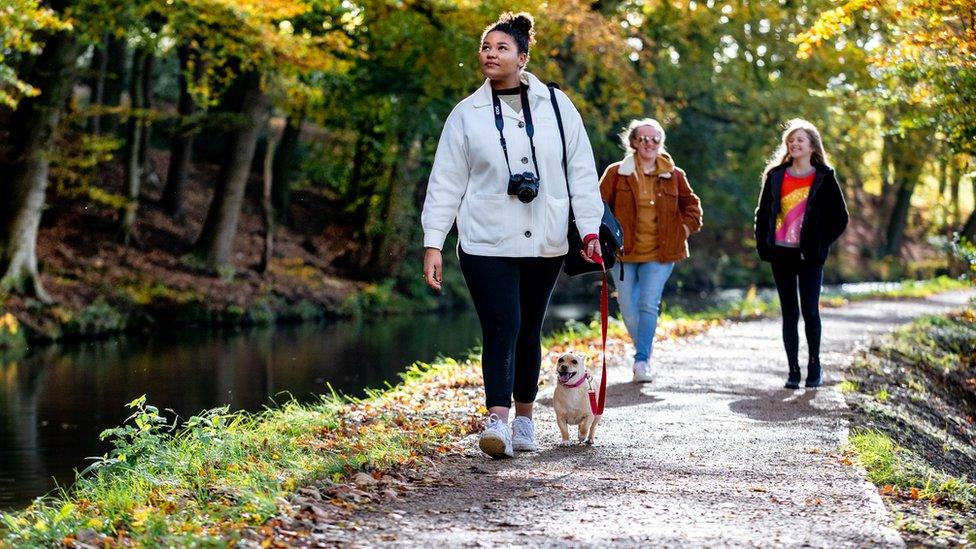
[508,173,539,203]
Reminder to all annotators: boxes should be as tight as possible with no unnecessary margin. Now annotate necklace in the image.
[636,158,656,206]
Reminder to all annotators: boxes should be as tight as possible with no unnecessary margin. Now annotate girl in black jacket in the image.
[754,119,848,388]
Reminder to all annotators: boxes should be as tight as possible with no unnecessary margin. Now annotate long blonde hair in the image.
[762,118,829,180]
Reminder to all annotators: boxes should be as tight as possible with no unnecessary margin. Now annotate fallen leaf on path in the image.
[353,473,377,488]
[749,486,767,493]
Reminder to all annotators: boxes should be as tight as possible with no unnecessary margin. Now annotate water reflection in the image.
[0,313,484,509]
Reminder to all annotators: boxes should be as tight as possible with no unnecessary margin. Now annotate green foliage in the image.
[0,364,465,546]
[0,311,27,351]
[340,279,413,318]
[0,0,68,107]
[849,429,976,508]
[49,128,125,207]
[799,0,976,155]
[839,379,859,393]
[280,299,326,322]
[61,299,127,336]
[949,235,976,281]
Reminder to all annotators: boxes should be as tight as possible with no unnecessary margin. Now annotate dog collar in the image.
[560,372,590,388]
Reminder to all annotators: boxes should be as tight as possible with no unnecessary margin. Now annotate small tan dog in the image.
[553,352,601,445]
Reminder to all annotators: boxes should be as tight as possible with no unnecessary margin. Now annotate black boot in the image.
[805,358,822,388]
[784,364,801,389]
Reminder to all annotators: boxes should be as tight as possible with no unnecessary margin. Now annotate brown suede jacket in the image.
[599,152,703,263]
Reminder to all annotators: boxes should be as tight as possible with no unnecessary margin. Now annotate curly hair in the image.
[481,12,535,56]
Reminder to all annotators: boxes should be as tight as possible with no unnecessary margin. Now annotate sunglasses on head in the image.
[637,135,662,144]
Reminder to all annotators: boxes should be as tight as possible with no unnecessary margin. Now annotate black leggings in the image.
[770,247,824,367]
[458,248,564,409]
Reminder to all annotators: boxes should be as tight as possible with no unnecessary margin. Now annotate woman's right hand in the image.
[423,248,443,292]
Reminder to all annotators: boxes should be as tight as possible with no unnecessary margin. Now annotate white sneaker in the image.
[511,416,539,452]
[479,414,514,458]
[633,360,652,383]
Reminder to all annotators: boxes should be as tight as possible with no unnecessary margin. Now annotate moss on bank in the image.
[843,306,976,546]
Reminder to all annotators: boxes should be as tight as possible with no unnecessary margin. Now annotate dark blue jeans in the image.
[770,247,824,367]
[458,248,563,409]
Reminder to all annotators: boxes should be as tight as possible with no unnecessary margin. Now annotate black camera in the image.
[507,172,540,204]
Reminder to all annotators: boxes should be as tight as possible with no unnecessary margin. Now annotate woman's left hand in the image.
[581,234,603,265]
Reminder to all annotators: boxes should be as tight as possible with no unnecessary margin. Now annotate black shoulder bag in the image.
[548,84,624,277]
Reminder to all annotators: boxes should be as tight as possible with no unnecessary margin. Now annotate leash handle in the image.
[588,264,609,416]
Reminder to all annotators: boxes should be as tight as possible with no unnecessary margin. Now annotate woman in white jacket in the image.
[421,12,604,458]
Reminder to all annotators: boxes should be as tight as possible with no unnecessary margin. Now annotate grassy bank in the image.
[841,306,976,546]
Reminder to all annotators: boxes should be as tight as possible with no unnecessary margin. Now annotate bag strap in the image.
[547,83,569,196]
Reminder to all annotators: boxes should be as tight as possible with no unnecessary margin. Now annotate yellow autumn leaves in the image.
[0,312,20,336]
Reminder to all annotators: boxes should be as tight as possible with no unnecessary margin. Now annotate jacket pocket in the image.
[659,181,679,204]
[545,196,570,248]
[464,194,509,247]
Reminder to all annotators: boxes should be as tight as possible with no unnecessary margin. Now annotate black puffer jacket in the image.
[754,164,849,265]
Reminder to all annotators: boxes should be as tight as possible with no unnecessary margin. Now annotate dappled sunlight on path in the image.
[291,290,974,547]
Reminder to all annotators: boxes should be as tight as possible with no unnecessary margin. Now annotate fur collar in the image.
[618,151,675,176]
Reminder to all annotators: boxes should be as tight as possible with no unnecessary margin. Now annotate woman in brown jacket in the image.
[599,119,702,382]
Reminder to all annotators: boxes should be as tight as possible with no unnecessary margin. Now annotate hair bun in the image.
[509,12,534,36]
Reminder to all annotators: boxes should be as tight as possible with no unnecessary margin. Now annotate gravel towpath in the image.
[336,290,975,547]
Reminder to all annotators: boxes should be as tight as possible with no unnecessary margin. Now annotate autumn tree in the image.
[797,0,976,253]
[0,0,77,301]
[182,0,353,273]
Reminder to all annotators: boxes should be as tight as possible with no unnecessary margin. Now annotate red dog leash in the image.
[587,264,609,416]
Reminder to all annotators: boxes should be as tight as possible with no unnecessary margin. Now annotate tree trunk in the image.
[948,155,963,227]
[260,120,280,273]
[102,35,127,135]
[271,114,302,224]
[193,72,269,273]
[86,33,108,135]
[880,131,927,257]
[962,210,976,242]
[138,52,155,183]
[0,32,79,302]
[162,45,197,218]
[120,50,146,245]
[371,136,423,278]
[963,176,976,242]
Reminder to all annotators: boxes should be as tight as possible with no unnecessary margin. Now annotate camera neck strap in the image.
[491,84,541,178]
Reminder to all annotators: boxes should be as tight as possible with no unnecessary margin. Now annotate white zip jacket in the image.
[422,72,603,257]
